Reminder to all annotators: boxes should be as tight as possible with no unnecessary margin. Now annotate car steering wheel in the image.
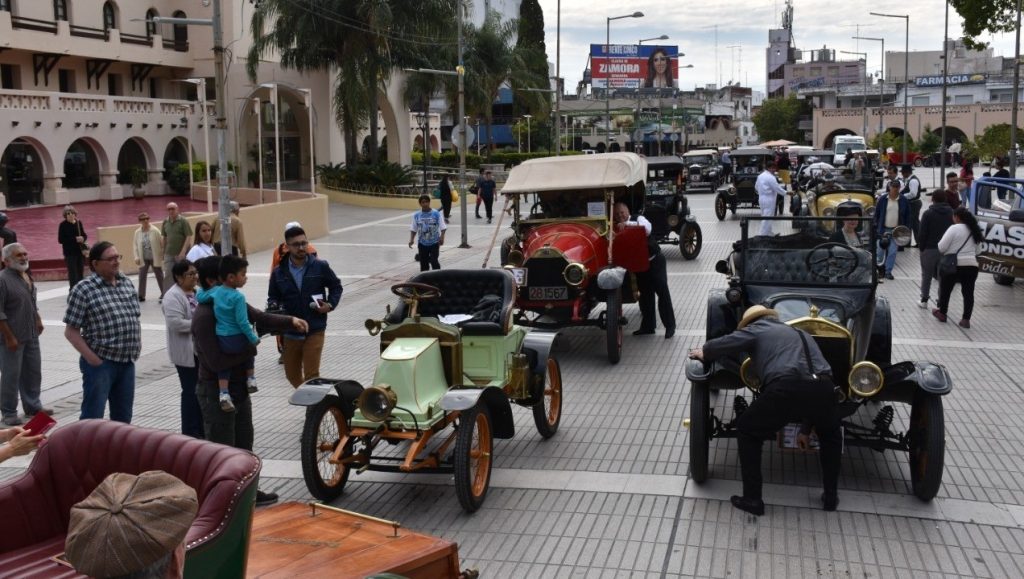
[391,282,442,301]
[805,242,860,280]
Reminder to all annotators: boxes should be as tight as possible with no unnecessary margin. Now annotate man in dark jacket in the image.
[268,226,343,387]
[613,202,675,338]
[917,191,955,308]
[689,305,842,516]
[874,180,910,280]
[192,256,307,506]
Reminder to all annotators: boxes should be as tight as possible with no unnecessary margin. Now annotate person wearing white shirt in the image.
[755,161,786,236]
[613,202,675,338]
[933,207,982,328]
[899,164,924,246]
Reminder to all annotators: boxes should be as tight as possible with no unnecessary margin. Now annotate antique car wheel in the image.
[913,157,924,167]
[606,288,623,364]
[908,392,945,501]
[454,405,494,513]
[994,273,1015,286]
[500,235,517,266]
[679,222,702,260]
[714,195,727,221]
[532,357,563,438]
[300,396,352,502]
[689,380,711,483]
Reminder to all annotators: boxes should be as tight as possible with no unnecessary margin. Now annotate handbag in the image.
[77,222,89,258]
[938,236,970,277]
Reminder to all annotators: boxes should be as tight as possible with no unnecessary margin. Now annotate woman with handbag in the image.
[56,205,87,289]
[933,207,983,328]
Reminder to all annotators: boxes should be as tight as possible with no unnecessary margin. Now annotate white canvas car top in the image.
[500,152,647,194]
[683,149,718,157]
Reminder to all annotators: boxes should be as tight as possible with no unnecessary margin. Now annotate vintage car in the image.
[967,176,1024,285]
[644,155,703,260]
[498,153,652,364]
[686,215,952,501]
[793,149,836,193]
[289,269,563,513]
[681,149,721,192]
[795,178,876,235]
[714,147,777,221]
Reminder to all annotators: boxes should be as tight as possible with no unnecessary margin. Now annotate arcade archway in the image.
[1,139,45,206]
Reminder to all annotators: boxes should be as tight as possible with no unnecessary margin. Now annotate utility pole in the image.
[1011,0,1022,175]
[940,2,949,178]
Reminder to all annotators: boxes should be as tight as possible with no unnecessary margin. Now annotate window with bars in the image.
[146,9,157,38]
[102,1,116,31]
[54,0,67,21]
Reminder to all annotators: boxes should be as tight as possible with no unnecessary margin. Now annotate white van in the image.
[833,136,866,165]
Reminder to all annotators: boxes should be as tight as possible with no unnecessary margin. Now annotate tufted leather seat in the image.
[0,420,261,578]
[388,269,516,336]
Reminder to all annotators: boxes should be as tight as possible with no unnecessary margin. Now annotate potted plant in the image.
[128,166,148,199]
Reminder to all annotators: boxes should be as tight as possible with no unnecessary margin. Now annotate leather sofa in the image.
[0,419,260,578]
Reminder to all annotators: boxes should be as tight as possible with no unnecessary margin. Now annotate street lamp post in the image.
[298,88,315,194]
[870,12,909,162]
[841,50,869,137]
[853,36,884,140]
[253,97,264,202]
[259,83,282,203]
[940,2,950,177]
[523,114,532,153]
[178,78,212,211]
[605,11,644,149]
[178,105,194,194]
[635,34,669,156]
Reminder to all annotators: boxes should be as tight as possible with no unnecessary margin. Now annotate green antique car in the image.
[289,269,563,513]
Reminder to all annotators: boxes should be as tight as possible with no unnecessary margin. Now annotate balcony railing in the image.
[0,89,195,118]
[69,24,108,40]
[11,15,57,34]
[162,39,189,52]
[7,15,187,52]
[120,32,151,46]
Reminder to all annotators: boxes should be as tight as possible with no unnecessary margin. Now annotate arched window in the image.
[54,0,68,21]
[145,9,158,38]
[102,2,117,31]
[0,0,11,12]
[172,10,188,50]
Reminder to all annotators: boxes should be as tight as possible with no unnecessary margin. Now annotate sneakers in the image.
[219,392,236,413]
[931,309,947,323]
[958,318,971,329]
[2,416,22,426]
[918,300,928,309]
[247,377,259,394]
[255,489,279,507]
[730,495,765,516]
[884,273,895,280]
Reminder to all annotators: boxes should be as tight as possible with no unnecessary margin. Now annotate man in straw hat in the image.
[689,305,843,516]
[65,470,198,578]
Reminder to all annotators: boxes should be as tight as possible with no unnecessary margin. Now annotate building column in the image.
[146,169,166,196]
[41,176,70,206]
[98,171,122,200]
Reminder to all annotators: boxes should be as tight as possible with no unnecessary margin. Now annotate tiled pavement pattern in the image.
[6,169,1024,577]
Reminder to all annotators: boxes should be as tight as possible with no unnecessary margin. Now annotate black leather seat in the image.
[388,269,516,336]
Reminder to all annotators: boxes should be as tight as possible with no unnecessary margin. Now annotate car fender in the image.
[523,331,559,383]
[439,387,515,439]
[883,361,953,396]
[289,378,364,419]
[597,266,626,290]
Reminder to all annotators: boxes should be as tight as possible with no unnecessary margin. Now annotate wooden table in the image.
[247,502,468,578]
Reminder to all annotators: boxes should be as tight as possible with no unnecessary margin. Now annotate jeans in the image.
[0,337,42,419]
[417,243,441,271]
[137,258,164,300]
[216,334,255,381]
[481,193,494,220]
[938,266,980,320]
[80,358,135,423]
[920,248,941,302]
[65,253,85,289]
[908,198,923,244]
[282,330,326,387]
[636,253,675,332]
[876,228,898,274]
[176,363,203,438]
[736,378,842,501]
[197,378,253,451]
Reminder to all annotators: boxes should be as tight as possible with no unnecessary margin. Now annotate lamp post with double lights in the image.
[870,12,909,161]
[605,11,644,149]
[841,50,869,138]
[252,97,264,201]
[634,34,669,155]
[523,114,532,153]
[853,36,885,140]
[258,83,282,203]
[177,78,212,211]
[298,88,315,194]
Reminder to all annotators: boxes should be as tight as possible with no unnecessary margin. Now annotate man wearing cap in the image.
[755,161,786,236]
[212,201,247,258]
[689,305,842,516]
[65,470,198,578]
[899,164,923,245]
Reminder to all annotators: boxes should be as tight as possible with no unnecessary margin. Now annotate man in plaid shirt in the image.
[63,241,142,423]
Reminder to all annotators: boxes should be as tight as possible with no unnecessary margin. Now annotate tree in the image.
[513,0,551,121]
[951,0,1019,49]
[870,131,915,154]
[975,123,1023,160]
[751,95,807,144]
[247,0,457,166]
[918,125,941,157]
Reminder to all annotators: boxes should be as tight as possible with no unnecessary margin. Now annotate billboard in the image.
[591,44,680,89]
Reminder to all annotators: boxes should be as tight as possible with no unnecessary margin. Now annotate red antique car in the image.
[498,153,651,364]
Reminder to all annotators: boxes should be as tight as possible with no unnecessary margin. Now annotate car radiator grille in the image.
[523,255,571,298]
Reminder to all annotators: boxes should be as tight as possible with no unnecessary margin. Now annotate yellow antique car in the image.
[797,177,876,235]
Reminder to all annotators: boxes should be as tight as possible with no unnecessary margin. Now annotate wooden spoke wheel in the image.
[532,357,563,439]
[679,222,702,261]
[454,405,493,513]
[714,195,727,221]
[300,397,352,501]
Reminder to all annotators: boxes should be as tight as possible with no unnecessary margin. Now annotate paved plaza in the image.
[4,169,1024,577]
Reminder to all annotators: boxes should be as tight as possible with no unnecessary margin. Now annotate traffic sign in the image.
[669,133,679,142]
[633,129,644,142]
[451,123,476,147]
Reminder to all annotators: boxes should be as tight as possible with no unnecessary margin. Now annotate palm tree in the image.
[247,0,457,165]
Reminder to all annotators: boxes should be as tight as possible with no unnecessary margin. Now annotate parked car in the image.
[687,214,952,501]
[967,176,1024,285]
[499,153,652,364]
[796,178,876,235]
[793,149,835,193]
[886,150,926,168]
[713,147,777,221]
[289,270,563,513]
[644,155,703,260]
[681,149,721,192]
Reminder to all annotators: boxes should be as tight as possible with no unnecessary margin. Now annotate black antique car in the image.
[681,149,721,192]
[793,149,835,193]
[713,148,777,221]
[686,215,952,501]
[642,156,702,260]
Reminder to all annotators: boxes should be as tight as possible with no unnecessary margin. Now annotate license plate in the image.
[690,175,700,182]
[510,268,527,285]
[528,286,568,300]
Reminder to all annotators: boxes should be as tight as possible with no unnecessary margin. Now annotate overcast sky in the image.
[536,0,1020,94]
